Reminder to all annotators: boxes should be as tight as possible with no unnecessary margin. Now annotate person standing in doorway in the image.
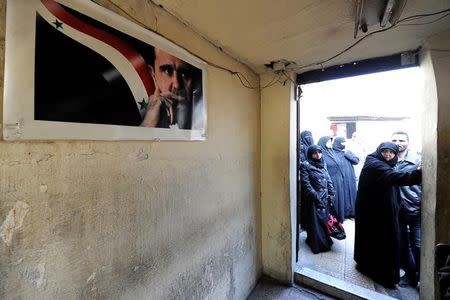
[299,130,315,230]
[392,131,422,287]
[300,145,335,254]
[354,142,421,288]
[299,130,314,162]
[318,136,345,223]
[332,136,359,219]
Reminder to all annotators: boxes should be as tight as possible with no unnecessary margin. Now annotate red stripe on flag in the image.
[41,0,154,97]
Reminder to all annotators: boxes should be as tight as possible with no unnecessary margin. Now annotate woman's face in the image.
[381,149,395,161]
[311,150,322,160]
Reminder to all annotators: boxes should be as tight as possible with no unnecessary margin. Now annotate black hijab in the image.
[300,131,314,147]
[318,136,338,161]
[317,136,331,151]
[332,136,346,152]
[368,141,399,167]
[306,144,325,168]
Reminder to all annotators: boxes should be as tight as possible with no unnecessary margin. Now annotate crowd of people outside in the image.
[299,129,422,289]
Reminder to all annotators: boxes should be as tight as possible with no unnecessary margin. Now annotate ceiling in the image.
[152,0,450,74]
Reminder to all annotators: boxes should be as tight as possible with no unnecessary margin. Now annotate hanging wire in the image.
[397,13,450,26]
[294,8,450,72]
[397,8,450,23]
[281,71,296,86]
[429,49,450,52]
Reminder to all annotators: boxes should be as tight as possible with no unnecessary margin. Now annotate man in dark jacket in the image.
[392,131,422,287]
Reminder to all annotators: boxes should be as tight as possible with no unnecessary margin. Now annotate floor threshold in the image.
[295,267,397,300]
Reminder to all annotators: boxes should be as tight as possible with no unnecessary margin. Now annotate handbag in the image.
[326,214,346,240]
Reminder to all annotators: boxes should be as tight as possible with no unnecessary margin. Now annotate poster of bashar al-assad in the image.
[3,0,207,141]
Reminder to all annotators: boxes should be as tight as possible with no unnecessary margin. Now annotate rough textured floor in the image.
[247,276,336,300]
[297,220,419,299]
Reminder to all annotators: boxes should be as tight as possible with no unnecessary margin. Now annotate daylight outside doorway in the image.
[297,67,423,300]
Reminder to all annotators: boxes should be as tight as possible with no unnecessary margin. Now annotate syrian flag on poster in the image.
[34,0,155,126]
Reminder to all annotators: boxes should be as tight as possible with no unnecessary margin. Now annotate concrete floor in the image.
[296,220,419,299]
[247,221,420,300]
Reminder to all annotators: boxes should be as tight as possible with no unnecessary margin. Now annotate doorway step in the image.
[295,267,396,300]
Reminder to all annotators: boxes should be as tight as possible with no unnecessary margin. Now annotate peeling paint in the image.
[136,148,149,161]
[39,184,48,193]
[0,201,30,246]
[18,263,47,289]
[79,150,109,157]
[36,154,55,163]
[12,258,24,265]
[86,272,96,284]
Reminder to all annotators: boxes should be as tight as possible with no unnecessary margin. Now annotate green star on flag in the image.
[53,19,63,29]
[138,99,148,111]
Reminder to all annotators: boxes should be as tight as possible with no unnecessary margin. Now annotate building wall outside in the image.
[0,1,262,299]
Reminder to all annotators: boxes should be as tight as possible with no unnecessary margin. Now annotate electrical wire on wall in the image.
[94,0,450,90]
[293,8,450,72]
[230,5,450,89]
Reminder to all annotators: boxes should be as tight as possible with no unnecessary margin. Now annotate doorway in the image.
[295,55,423,299]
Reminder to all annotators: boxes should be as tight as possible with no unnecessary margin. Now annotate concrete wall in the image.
[260,73,296,283]
[426,31,450,246]
[419,47,438,300]
[0,1,262,299]
[421,30,450,300]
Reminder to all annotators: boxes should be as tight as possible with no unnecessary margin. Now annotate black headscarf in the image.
[318,136,339,161]
[368,141,399,167]
[300,131,314,147]
[306,144,324,168]
[332,136,346,152]
[317,136,330,150]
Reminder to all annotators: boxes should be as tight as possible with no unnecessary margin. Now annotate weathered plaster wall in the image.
[0,1,262,299]
[426,31,450,246]
[419,48,438,300]
[420,31,450,300]
[260,73,295,283]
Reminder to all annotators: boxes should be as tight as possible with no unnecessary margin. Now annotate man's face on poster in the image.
[151,49,193,103]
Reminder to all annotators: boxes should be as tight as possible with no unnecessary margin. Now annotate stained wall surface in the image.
[260,72,295,283]
[419,47,438,300]
[421,30,450,300]
[426,31,450,246]
[407,31,450,300]
[0,1,262,299]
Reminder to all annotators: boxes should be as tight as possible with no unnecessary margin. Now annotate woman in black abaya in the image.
[332,136,359,218]
[318,136,345,223]
[300,145,335,254]
[354,142,421,288]
[299,130,315,229]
